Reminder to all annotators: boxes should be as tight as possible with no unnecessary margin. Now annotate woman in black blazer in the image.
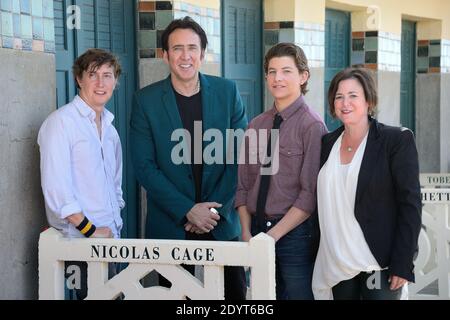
[312,68,422,300]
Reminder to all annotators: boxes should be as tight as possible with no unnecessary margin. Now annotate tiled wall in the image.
[351,31,380,70]
[264,21,325,68]
[295,22,324,68]
[173,1,220,63]
[417,39,442,74]
[137,0,221,63]
[138,1,173,59]
[378,32,401,72]
[0,0,54,53]
[442,39,450,74]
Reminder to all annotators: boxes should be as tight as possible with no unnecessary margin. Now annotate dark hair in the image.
[72,48,122,89]
[161,16,208,52]
[327,67,378,118]
[264,42,310,94]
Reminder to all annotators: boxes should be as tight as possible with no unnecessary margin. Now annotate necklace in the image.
[194,77,201,94]
[342,132,354,152]
[174,77,201,96]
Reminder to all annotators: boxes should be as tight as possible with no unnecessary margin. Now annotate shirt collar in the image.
[270,95,305,121]
[73,95,114,124]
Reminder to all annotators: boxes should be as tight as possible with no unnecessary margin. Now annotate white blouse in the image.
[312,132,382,299]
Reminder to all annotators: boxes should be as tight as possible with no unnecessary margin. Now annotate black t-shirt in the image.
[174,89,203,203]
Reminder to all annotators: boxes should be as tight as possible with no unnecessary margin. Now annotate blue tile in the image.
[31,0,42,17]
[20,0,30,14]
[12,0,19,13]
[12,13,20,37]
[43,18,53,41]
[429,57,440,68]
[2,36,13,48]
[20,13,31,38]
[21,37,31,50]
[1,0,12,11]
[1,11,13,37]
[32,16,43,40]
[42,0,52,18]
[351,51,365,65]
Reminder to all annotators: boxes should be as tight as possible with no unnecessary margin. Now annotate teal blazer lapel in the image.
[162,76,184,131]
[200,73,214,134]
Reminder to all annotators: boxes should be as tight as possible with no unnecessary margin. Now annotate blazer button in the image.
[188,174,192,180]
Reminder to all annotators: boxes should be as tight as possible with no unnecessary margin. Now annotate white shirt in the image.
[38,95,124,238]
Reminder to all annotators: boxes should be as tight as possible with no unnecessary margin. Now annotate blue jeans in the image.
[253,217,314,300]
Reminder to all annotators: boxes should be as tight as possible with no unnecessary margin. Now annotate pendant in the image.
[347,146,353,152]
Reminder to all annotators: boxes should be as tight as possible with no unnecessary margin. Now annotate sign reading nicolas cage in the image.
[90,244,215,263]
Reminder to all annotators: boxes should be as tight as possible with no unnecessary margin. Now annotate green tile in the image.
[139,12,155,30]
[140,49,155,59]
[31,0,42,17]
[264,30,279,46]
[417,57,429,69]
[1,12,13,37]
[417,45,428,57]
[364,37,378,51]
[417,68,428,74]
[278,29,294,42]
[429,44,441,57]
[139,30,156,49]
[155,11,173,30]
[352,38,364,51]
[365,51,377,63]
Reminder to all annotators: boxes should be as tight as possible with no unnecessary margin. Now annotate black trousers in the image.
[332,269,403,300]
[158,232,247,300]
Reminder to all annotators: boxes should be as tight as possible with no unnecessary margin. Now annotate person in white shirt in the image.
[38,48,124,298]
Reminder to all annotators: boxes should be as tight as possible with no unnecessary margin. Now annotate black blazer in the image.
[317,118,422,282]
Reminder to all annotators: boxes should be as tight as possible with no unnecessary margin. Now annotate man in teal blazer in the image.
[130,16,248,299]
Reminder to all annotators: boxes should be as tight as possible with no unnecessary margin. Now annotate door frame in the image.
[54,0,139,238]
[324,8,351,131]
[220,0,264,119]
[400,19,416,133]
